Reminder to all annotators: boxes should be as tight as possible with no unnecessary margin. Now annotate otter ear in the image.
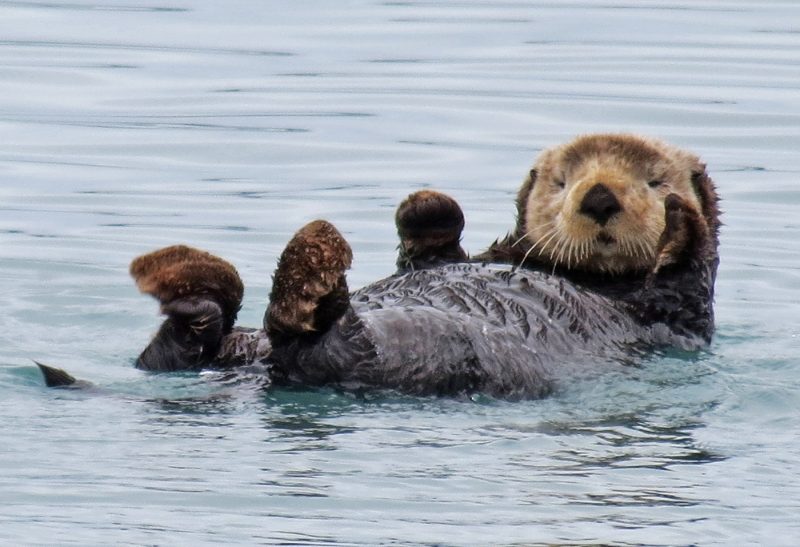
[130,245,243,333]
[689,163,721,240]
[515,169,537,220]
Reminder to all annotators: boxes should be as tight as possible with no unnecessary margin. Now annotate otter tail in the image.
[35,361,80,388]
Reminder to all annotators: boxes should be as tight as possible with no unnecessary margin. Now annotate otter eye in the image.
[647,179,664,188]
[555,179,566,189]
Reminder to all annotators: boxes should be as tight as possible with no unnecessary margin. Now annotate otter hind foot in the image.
[130,245,245,371]
[265,220,353,343]
[130,244,244,333]
[395,190,467,271]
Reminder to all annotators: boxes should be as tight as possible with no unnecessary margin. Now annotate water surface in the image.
[1,1,799,545]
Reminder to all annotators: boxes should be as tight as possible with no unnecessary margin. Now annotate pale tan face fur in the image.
[520,134,704,274]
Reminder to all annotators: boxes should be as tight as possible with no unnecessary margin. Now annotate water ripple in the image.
[1,1,799,545]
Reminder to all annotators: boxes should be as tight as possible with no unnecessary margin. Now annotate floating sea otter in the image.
[40,134,720,399]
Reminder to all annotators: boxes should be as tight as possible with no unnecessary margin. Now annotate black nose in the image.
[578,183,622,226]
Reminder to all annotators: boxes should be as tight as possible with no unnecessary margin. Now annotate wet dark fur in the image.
[266,263,656,399]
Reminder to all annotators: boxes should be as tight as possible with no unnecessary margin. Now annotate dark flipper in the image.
[395,190,467,272]
[35,361,80,388]
[265,220,353,345]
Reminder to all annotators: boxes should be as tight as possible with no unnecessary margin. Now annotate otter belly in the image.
[266,263,651,399]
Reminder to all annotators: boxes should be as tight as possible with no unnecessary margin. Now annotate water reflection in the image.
[545,416,726,471]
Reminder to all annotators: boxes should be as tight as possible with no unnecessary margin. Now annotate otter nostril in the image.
[578,183,622,226]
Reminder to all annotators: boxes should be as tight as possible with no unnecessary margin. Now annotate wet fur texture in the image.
[266,220,353,344]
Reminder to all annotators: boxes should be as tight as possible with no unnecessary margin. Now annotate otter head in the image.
[517,134,709,275]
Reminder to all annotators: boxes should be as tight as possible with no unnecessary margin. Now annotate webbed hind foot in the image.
[395,190,467,272]
[265,220,353,344]
[130,245,244,371]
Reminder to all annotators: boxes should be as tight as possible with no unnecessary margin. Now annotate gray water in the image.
[1,1,799,545]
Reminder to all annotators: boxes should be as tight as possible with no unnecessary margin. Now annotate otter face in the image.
[520,134,705,274]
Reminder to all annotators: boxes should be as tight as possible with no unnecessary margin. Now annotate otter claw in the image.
[265,220,353,343]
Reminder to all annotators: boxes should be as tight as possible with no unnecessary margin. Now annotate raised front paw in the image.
[651,193,711,276]
[395,190,467,271]
[265,220,352,343]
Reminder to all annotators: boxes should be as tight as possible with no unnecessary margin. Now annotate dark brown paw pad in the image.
[396,190,465,246]
[130,245,244,331]
[266,220,353,339]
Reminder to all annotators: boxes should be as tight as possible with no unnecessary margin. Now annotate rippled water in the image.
[2,1,799,545]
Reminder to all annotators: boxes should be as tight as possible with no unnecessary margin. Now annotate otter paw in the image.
[651,193,709,276]
[395,190,467,271]
[265,220,353,343]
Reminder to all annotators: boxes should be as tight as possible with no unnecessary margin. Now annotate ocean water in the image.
[1,1,799,545]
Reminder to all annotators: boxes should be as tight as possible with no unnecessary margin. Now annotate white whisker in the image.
[537,229,561,256]
[518,245,536,268]
[517,225,558,267]
[512,230,535,248]
[554,236,570,269]
[569,240,579,269]
[513,221,554,248]
[623,236,635,258]
[529,226,556,250]
[637,237,650,260]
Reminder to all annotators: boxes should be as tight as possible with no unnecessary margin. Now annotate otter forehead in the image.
[562,134,665,165]
[545,134,683,182]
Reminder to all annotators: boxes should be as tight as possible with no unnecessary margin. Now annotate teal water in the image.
[1,1,799,544]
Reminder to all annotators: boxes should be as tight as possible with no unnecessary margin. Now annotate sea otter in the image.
[41,134,719,399]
